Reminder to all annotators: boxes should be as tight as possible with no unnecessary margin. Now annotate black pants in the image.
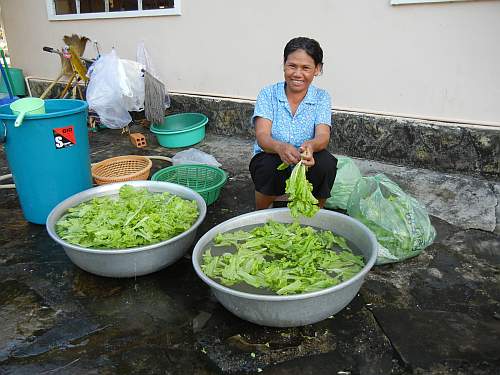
[249,150,338,199]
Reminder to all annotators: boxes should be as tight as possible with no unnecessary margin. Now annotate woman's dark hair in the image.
[283,37,323,67]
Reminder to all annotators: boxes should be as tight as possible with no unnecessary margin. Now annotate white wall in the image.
[1,0,499,125]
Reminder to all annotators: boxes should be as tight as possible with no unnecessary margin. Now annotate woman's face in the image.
[283,49,321,95]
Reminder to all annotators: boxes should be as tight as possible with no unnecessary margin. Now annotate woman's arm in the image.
[299,88,332,167]
[255,117,301,165]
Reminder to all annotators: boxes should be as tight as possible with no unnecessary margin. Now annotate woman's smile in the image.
[290,79,305,87]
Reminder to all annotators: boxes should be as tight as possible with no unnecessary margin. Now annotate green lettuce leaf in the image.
[201,221,365,295]
[277,162,289,171]
[56,185,199,249]
[284,161,319,218]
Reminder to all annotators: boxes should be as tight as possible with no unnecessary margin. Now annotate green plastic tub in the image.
[150,113,208,148]
[151,164,227,206]
[0,67,26,96]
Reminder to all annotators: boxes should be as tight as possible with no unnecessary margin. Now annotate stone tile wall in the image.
[167,94,499,180]
[330,112,500,180]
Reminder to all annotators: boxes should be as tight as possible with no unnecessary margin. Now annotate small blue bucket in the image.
[0,99,92,224]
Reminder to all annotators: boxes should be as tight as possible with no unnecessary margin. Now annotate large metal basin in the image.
[192,208,377,327]
[46,180,207,278]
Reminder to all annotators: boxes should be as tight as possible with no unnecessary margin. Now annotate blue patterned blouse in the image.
[251,81,332,155]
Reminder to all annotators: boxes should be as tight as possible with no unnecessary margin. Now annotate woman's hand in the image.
[256,118,300,164]
[299,142,315,167]
[278,143,301,165]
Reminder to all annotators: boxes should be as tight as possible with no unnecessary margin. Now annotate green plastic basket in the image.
[151,164,227,206]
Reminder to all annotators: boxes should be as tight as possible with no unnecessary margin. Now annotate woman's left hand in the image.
[299,143,315,167]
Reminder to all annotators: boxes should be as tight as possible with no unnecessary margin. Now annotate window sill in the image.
[391,0,475,4]
[48,8,181,21]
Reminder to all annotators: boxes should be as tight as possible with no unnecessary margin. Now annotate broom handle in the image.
[0,174,15,189]
[40,71,65,99]
[91,156,172,166]
[146,155,172,163]
[0,49,14,95]
[0,62,13,99]
[59,72,76,98]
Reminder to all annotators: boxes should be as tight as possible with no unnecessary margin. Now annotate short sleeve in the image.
[315,90,332,127]
[252,87,274,126]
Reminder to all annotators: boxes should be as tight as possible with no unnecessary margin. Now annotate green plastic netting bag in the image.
[325,157,362,210]
[346,174,436,265]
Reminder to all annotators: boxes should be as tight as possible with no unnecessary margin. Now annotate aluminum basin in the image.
[192,208,377,327]
[46,180,207,278]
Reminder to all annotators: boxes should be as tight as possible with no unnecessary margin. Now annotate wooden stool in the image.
[129,133,147,148]
[269,194,288,208]
[275,194,288,202]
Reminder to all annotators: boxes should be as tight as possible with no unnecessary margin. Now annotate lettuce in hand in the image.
[278,161,319,218]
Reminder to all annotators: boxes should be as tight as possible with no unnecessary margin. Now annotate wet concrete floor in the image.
[0,127,499,374]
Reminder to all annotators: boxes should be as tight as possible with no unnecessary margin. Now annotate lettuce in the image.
[201,221,364,295]
[278,162,319,218]
[55,185,199,249]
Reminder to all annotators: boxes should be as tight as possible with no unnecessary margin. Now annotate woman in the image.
[249,37,337,210]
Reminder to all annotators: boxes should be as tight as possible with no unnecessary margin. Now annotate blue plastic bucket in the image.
[0,99,92,224]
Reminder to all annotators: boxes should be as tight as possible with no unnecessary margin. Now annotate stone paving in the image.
[0,128,499,374]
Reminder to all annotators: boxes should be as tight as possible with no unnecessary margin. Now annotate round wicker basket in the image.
[91,155,153,185]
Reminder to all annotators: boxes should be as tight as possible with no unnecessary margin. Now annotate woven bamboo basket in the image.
[91,155,153,185]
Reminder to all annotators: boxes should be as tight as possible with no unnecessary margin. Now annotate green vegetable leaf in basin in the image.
[55,185,199,249]
[201,220,364,295]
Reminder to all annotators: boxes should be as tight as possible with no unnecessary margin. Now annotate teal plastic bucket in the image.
[0,99,92,224]
[150,113,208,148]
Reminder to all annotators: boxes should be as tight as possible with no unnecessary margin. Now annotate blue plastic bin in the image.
[0,99,92,224]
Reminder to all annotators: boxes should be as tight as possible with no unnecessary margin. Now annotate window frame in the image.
[46,0,181,20]
[391,0,477,4]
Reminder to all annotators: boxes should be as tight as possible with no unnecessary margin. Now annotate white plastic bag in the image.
[137,41,158,79]
[172,148,222,167]
[118,59,145,112]
[86,49,132,129]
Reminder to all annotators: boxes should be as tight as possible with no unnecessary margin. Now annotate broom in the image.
[143,69,166,125]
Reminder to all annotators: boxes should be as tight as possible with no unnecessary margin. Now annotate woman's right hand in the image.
[255,118,300,164]
[278,143,301,165]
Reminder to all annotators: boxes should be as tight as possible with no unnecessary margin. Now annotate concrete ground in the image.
[0,128,499,374]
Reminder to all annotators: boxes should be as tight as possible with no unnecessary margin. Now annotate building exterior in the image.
[1,0,499,127]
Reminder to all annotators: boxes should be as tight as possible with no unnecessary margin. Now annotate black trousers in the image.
[249,150,338,199]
